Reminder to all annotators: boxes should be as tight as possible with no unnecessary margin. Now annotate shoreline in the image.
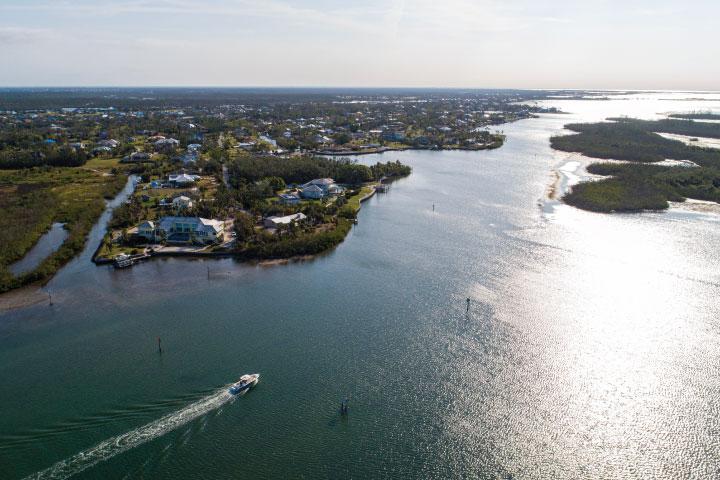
[546,151,720,214]
[311,142,504,156]
[92,182,380,266]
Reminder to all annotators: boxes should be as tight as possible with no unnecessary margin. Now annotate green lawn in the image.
[84,156,123,171]
[346,186,374,211]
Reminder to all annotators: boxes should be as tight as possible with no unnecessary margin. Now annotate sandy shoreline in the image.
[545,151,720,215]
[0,281,47,313]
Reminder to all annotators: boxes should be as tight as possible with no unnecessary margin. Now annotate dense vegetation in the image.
[552,118,720,212]
[669,113,720,121]
[0,146,88,169]
[0,168,128,293]
[228,155,411,186]
[551,120,720,166]
[235,217,353,259]
[606,118,720,140]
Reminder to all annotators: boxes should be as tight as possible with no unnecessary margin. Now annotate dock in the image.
[114,255,134,268]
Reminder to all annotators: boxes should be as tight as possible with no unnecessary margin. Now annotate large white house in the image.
[137,216,225,243]
[168,173,199,186]
[264,213,307,229]
[301,184,324,199]
[301,178,341,198]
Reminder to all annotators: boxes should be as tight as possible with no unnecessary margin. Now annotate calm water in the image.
[9,223,68,276]
[2,93,720,479]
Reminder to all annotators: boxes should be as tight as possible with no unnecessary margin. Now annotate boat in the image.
[114,253,134,269]
[229,373,260,395]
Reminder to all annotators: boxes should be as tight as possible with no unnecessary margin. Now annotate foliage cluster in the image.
[552,118,720,212]
[236,218,352,259]
[0,169,128,292]
[228,155,410,186]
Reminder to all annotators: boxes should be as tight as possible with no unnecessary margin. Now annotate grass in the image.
[103,244,141,258]
[0,166,128,292]
[84,156,123,171]
[345,186,374,211]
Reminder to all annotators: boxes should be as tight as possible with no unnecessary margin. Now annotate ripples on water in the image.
[2,93,720,479]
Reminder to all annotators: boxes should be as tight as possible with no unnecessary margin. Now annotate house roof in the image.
[157,216,223,233]
[309,178,335,185]
[168,174,198,183]
[302,184,323,192]
[267,213,307,225]
[138,221,154,229]
[197,218,224,233]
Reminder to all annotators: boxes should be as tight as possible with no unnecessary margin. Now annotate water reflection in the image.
[9,223,67,275]
[1,94,720,479]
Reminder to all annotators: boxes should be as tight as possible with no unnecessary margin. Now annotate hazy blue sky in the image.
[1,0,718,89]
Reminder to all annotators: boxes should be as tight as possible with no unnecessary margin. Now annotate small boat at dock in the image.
[114,253,134,269]
[229,374,260,395]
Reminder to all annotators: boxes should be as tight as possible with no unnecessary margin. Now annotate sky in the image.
[1,0,719,90]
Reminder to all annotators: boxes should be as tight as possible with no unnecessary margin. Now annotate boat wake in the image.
[24,387,233,480]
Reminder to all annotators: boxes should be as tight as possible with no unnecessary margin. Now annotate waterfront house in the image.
[301,184,324,199]
[264,213,307,229]
[301,178,341,197]
[302,178,335,191]
[140,216,225,244]
[278,193,302,205]
[381,130,405,141]
[137,221,156,240]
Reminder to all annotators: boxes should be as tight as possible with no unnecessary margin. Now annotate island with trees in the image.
[551,118,720,212]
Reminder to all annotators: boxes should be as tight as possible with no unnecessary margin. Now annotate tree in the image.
[233,212,255,243]
[264,176,285,192]
[333,132,351,145]
[302,202,326,223]
[337,164,372,185]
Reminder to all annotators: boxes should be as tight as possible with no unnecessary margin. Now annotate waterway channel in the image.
[1,93,719,479]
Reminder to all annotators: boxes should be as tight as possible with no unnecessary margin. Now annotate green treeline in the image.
[551,120,720,166]
[0,188,58,266]
[606,117,720,140]
[0,146,89,169]
[228,155,411,186]
[236,218,352,259]
[552,118,720,212]
[668,113,720,121]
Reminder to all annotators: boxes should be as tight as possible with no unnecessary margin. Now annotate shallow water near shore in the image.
[2,93,720,479]
[9,223,68,276]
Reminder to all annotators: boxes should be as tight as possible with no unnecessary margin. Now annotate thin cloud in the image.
[0,26,55,44]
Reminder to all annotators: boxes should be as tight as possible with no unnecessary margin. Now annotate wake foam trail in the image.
[24,387,233,480]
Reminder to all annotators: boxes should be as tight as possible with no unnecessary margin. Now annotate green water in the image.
[2,93,720,479]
